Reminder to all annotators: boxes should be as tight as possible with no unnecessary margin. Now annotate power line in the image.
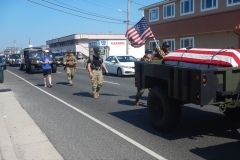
[28,0,125,24]
[92,0,121,9]
[53,0,136,25]
[131,1,145,7]
[80,0,116,11]
[52,0,124,22]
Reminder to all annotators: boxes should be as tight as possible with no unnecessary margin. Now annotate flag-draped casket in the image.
[163,48,240,68]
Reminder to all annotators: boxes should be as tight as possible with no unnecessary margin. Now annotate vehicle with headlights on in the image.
[20,47,57,74]
[104,55,137,76]
[9,54,21,66]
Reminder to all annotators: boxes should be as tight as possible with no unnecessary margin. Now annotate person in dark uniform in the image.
[87,47,108,99]
[135,49,152,105]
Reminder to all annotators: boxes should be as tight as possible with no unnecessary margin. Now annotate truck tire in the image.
[30,65,35,74]
[117,68,122,77]
[147,86,181,132]
[52,64,57,73]
[223,108,240,121]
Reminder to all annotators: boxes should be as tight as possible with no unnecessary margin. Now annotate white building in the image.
[46,34,145,59]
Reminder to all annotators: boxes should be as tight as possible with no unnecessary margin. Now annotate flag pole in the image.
[142,14,161,51]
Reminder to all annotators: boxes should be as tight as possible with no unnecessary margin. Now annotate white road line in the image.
[7,70,167,160]
[103,81,120,85]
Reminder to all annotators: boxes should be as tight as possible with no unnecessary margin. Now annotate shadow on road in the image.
[118,99,147,107]
[109,105,240,159]
[56,82,69,85]
[190,141,240,159]
[73,92,119,98]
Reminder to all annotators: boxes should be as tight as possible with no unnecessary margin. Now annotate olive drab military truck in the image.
[20,47,57,74]
[135,48,240,133]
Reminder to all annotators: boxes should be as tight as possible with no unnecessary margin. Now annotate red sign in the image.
[111,42,125,45]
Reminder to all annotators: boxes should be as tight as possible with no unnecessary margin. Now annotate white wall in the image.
[108,40,145,59]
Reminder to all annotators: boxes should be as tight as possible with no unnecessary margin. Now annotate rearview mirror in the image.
[111,60,115,63]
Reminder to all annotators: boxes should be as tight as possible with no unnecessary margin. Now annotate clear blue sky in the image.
[0,0,160,51]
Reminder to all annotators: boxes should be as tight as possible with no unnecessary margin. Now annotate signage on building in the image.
[80,35,89,39]
[100,40,107,46]
[111,42,125,45]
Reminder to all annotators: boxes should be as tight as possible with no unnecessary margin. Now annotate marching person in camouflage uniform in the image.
[87,47,108,99]
[152,41,170,60]
[63,50,77,86]
[135,49,152,105]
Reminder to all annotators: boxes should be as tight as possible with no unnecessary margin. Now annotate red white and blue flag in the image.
[125,17,154,48]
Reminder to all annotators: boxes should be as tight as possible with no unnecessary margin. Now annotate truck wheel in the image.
[224,108,240,121]
[147,86,181,132]
[30,65,35,74]
[52,64,57,73]
[117,68,122,77]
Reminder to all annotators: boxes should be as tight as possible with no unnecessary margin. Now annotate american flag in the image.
[125,17,154,47]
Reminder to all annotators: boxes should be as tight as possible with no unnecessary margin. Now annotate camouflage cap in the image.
[67,50,72,53]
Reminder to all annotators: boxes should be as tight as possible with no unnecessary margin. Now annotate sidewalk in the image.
[0,85,63,160]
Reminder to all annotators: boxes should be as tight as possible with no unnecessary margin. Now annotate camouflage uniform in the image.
[91,69,103,96]
[63,55,77,85]
[135,55,152,105]
[152,47,169,60]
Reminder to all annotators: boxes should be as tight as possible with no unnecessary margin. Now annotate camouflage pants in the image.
[136,88,145,102]
[66,67,76,84]
[91,70,104,94]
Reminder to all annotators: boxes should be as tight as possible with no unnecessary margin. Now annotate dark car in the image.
[52,52,64,66]
[0,57,6,70]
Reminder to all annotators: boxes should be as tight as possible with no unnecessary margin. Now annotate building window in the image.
[201,0,218,11]
[149,7,159,22]
[180,37,194,48]
[227,0,240,6]
[180,0,194,16]
[163,39,175,51]
[149,40,159,53]
[163,3,175,19]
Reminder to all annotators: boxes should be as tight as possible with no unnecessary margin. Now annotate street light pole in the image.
[126,0,130,55]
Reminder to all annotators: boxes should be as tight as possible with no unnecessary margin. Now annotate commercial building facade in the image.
[140,0,240,52]
[46,34,144,59]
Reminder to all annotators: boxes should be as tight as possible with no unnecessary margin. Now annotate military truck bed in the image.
[135,61,240,106]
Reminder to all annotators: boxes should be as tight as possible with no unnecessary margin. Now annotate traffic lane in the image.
[66,66,240,159]
[76,61,136,86]
[5,67,240,159]
[3,70,159,160]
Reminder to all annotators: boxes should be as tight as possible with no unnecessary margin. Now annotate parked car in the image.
[0,57,6,70]
[52,52,64,66]
[9,54,21,66]
[104,55,137,76]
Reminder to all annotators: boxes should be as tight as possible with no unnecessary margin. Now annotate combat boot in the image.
[135,99,139,106]
[94,92,98,99]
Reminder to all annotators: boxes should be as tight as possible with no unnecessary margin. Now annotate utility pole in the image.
[13,40,16,54]
[126,0,130,55]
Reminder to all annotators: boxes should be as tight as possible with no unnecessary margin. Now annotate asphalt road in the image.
[1,62,240,160]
